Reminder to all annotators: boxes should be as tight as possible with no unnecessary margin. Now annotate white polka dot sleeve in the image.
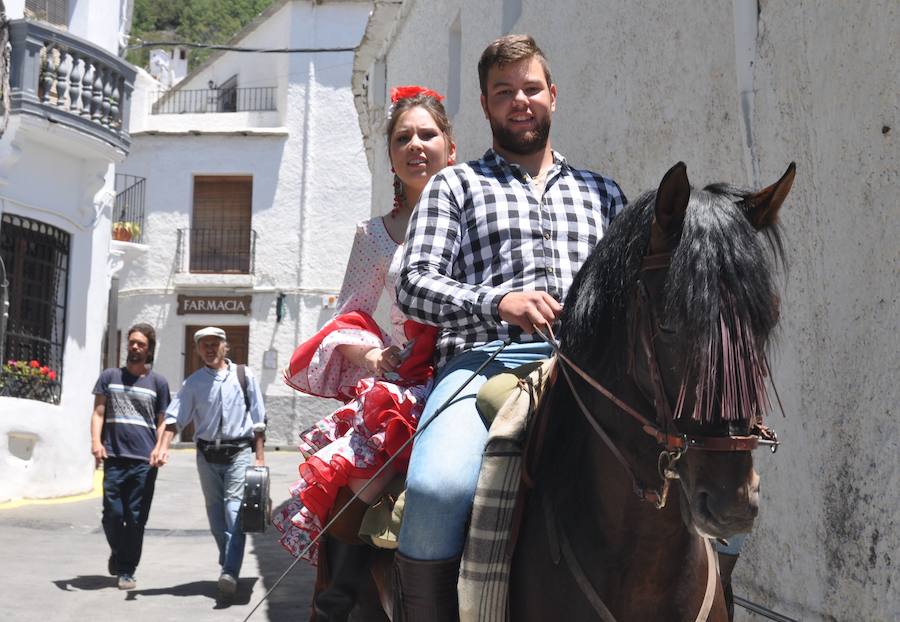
[335,220,393,317]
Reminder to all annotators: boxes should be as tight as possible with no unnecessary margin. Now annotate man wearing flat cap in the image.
[154,326,266,601]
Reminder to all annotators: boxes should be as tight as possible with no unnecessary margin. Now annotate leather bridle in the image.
[534,251,779,509]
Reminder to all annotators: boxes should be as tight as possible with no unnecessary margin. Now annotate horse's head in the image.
[559,161,794,540]
[636,162,795,538]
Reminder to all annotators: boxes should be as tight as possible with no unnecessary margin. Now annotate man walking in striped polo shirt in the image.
[91,323,170,591]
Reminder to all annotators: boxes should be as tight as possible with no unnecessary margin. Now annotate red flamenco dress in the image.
[274,310,436,563]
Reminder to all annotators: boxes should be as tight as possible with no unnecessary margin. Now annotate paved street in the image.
[0,448,317,622]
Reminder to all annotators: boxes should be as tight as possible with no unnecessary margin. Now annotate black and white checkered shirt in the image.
[397,148,626,368]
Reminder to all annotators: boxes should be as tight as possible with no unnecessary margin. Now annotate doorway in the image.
[180,325,249,441]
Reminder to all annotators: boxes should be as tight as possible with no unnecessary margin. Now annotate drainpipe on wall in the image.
[105,276,119,368]
[733,0,760,187]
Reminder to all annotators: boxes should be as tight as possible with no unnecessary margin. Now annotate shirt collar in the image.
[202,359,233,378]
[482,148,569,181]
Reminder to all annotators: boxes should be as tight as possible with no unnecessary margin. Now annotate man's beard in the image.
[126,352,147,365]
[489,114,551,155]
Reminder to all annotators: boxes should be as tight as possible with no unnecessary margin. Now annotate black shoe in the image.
[107,556,118,576]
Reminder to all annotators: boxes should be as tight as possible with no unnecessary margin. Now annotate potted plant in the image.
[0,359,59,402]
[112,221,141,242]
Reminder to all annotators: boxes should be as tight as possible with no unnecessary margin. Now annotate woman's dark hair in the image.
[386,92,454,211]
[385,92,453,144]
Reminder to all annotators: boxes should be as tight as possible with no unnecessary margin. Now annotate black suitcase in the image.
[240,466,271,533]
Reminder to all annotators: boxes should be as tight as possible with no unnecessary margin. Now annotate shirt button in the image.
[543,231,551,240]
[547,266,555,275]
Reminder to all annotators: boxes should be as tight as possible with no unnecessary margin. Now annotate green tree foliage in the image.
[128,0,274,71]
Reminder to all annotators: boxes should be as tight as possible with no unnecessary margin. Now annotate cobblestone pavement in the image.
[0,448,318,622]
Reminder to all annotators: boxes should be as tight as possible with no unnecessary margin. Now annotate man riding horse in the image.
[394,34,627,620]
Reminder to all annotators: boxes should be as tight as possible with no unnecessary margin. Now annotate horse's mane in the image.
[558,182,785,423]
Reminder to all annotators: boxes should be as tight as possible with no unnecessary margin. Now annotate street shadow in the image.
[248,498,317,620]
[123,577,258,608]
[53,575,118,591]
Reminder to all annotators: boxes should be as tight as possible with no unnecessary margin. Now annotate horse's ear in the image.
[654,161,691,236]
[745,162,796,229]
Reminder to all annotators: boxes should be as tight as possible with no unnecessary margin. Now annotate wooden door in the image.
[180,325,250,441]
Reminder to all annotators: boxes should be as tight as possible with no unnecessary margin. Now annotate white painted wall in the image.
[0,127,120,503]
[118,0,373,445]
[354,1,898,620]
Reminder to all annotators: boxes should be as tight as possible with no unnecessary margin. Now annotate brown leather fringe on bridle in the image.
[674,297,771,423]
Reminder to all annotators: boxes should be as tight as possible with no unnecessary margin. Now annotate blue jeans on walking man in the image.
[196,446,252,577]
[102,457,158,575]
[399,341,553,560]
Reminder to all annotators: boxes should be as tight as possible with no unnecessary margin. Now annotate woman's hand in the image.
[363,345,403,375]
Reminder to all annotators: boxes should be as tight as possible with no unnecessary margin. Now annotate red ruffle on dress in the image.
[275,218,438,563]
[275,311,437,563]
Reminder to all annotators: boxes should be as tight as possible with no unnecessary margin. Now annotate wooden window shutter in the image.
[190,176,253,273]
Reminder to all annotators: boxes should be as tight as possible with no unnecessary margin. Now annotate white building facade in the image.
[352,1,898,621]
[118,0,373,445]
[0,0,137,501]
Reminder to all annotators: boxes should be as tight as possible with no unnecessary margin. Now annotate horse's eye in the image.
[657,318,676,335]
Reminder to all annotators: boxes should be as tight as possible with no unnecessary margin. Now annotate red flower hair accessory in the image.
[390,85,444,103]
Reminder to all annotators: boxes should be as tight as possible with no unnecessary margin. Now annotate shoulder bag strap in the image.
[236,364,250,414]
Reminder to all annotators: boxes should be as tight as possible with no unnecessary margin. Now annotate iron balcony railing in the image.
[7,19,135,152]
[176,228,257,274]
[112,174,146,244]
[151,86,277,115]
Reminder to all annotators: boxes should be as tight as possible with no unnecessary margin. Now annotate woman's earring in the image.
[392,173,405,216]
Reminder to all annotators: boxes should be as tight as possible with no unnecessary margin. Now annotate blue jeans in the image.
[398,340,553,560]
[196,447,252,577]
[102,457,158,575]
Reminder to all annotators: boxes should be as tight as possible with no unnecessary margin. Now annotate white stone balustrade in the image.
[8,19,135,152]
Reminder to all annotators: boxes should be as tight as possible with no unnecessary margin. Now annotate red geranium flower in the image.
[48,371,57,381]
[30,360,40,368]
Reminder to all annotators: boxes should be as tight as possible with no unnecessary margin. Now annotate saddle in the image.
[344,359,557,621]
[457,357,557,622]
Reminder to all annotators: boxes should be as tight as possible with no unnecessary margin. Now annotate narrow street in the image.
[0,448,317,621]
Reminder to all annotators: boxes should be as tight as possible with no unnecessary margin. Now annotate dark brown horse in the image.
[508,162,795,621]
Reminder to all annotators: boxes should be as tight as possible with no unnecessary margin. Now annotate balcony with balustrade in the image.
[9,20,135,153]
[6,19,135,155]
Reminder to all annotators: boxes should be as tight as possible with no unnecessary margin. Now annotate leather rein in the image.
[534,251,779,510]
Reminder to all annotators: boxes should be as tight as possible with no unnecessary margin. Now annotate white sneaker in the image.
[217,573,237,598]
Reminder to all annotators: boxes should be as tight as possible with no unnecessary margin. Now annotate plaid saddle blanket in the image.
[457,357,557,622]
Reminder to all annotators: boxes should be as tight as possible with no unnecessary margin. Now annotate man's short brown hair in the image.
[478,34,552,96]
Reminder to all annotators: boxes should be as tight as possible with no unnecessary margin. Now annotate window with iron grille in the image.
[190,176,253,273]
[24,0,68,27]
[0,213,69,404]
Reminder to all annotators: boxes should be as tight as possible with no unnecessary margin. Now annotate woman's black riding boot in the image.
[312,535,373,622]
[392,552,460,622]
